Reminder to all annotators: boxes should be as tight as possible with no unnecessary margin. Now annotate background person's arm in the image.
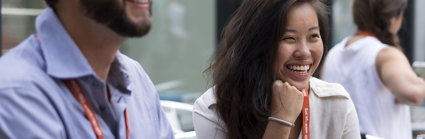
[376,46,425,105]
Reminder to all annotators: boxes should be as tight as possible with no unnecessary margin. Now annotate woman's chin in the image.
[287,80,310,91]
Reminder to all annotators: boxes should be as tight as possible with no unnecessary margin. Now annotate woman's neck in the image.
[345,35,367,48]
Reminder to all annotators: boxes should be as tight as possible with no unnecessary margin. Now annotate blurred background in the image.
[1,0,425,138]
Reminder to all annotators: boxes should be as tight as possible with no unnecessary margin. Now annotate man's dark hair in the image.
[45,0,58,7]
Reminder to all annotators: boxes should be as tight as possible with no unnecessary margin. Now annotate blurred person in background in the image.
[0,0,174,138]
[321,0,425,138]
[192,0,360,138]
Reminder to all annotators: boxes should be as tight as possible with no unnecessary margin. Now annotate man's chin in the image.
[127,26,151,37]
[108,19,152,37]
[131,20,152,37]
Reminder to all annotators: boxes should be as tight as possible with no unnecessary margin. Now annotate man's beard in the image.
[79,0,152,37]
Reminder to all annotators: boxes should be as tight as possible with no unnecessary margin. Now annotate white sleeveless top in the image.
[322,36,411,139]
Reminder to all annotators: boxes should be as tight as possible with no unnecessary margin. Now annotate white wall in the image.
[414,0,425,61]
[121,0,215,95]
[331,0,356,46]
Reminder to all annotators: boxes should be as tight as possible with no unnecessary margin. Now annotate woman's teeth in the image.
[134,0,148,3]
[287,65,310,73]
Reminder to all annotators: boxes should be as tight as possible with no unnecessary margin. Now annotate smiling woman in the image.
[192,0,360,139]
[275,2,324,90]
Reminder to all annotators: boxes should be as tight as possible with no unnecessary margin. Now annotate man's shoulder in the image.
[117,52,139,65]
[115,53,159,99]
[0,63,51,95]
[116,52,147,75]
[0,35,50,91]
[0,34,43,68]
[116,52,155,88]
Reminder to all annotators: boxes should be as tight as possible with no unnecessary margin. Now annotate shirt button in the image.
[117,96,123,103]
[100,106,106,112]
[92,82,101,88]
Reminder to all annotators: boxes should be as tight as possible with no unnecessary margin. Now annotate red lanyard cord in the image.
[302,88,310,139]
[64,79,130,139]
[125,109,130,139]
[65,79,104,139]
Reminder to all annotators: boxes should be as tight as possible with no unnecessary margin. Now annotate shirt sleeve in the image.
[342,97,361,139]
[192,88,226,139]
[156,100,176,139]
[193,111,226,139]
[0,87,65,138]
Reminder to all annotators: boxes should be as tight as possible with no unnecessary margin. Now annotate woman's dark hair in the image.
[207,0,329,138]
[353,0,407,49]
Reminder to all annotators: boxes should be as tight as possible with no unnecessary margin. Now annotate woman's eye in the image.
[282,36,295,41]
[311,34,320,38]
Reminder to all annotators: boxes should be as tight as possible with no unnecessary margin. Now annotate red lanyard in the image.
[301,88,310,139]
[64,79,130,139]
[358,30,377,38]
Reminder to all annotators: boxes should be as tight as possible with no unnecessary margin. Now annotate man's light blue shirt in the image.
[0,8,174,139]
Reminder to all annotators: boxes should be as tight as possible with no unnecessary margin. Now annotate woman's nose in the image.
[293,40,311,58]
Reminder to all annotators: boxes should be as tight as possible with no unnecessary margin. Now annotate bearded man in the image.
[0,0,174,138]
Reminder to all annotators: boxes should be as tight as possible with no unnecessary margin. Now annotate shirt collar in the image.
[309,77,349,99]
[107,52,132,93]
[35,8,131,93]
[36,8,94,79]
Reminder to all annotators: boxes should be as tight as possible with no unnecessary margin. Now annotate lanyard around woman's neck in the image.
[64,79,130,139]
[301,88,310,139]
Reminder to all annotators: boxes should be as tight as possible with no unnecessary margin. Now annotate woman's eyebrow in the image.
[284,26,320,33]
[284,28,297,33]
[309,26,320,31]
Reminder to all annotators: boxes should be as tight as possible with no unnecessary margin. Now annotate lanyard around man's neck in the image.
[64,79,130,139]
[34,34,130,139]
